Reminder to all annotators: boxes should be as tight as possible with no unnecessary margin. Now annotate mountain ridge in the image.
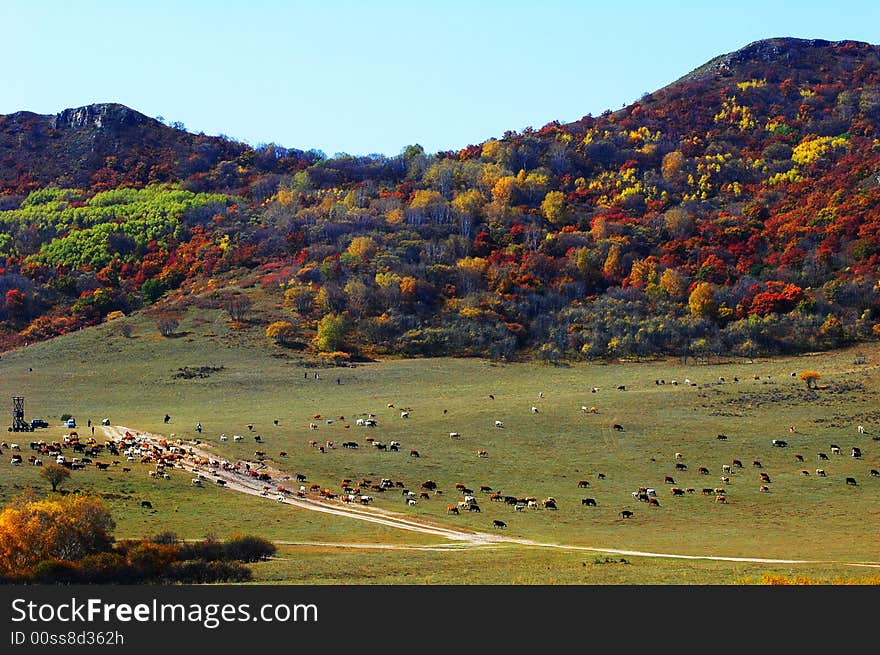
[1,37,880,362]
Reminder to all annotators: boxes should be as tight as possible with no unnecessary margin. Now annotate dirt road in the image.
[104,425,880,568]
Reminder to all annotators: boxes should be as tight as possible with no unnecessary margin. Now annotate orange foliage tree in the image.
[265,321,296,345]
[0,494,115,576]
[798,370,821,390]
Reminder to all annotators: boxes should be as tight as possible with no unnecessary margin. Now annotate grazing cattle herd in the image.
[3,367,877,542]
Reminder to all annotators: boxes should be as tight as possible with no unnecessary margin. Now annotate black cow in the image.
[493,520,507,528]
[581,497,597,506]
[296,473,307,482]
[851,447,862,458]
[870,469,880,477]
[717,434,728,441]
[141,501,153,509]
[619,510,634,518]
[771,439,787,447]
[846,477,858,486]
[613,424,624,432]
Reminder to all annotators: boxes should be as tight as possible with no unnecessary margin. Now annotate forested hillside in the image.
[2,38,880,361]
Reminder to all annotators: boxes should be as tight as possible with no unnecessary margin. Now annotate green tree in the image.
[315,313,350,352]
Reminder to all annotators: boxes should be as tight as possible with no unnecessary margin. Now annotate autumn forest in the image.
[2,38,880,362]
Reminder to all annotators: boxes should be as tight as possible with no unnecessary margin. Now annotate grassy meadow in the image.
[1,306,879,584]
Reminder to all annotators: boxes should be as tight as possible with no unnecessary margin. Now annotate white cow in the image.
[531,406,539,414]
[494,420,504,428]
[449,432,460,439]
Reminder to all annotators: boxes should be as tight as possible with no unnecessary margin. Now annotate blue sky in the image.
[3,1,880,156]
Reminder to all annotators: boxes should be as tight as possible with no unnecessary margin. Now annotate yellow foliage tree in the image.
[661,150,686,183]
[314,313,350,353]
[660,268,688,299]
[456,256,489,275]
[410,189,443,212]
[477,163,506,195]
[265,321,296,345]
[688,282,718,319]
[491,176,518,206]
[375,272,402,288]
[0,495,115,576]
[540,190,568,224]
[481,139,505,162]
[346,236,377,260]
[385,208,405,224]
[628,258,659,288]
[452,189,485,218]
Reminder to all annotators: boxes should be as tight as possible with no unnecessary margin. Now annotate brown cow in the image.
[447,505,460,514]
[664,475,675,484]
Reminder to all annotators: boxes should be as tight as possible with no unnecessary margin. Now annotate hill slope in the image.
[1,37,880,360]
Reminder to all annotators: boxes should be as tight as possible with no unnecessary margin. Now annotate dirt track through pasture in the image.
[104,426,880,569]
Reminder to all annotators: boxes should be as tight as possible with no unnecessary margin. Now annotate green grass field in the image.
[1,307,878,584]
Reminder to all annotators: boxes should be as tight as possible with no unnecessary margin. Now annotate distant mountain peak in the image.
[49,103,154,131]
[675,36,878,85]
